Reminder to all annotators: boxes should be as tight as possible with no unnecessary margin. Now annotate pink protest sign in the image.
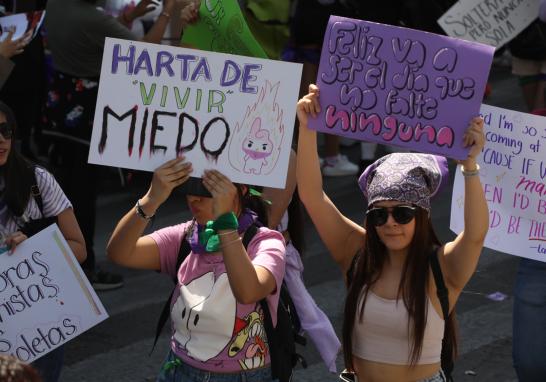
[308,16,495,160]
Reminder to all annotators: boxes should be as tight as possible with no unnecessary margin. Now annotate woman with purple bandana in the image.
[296,85,488,382]
[107,158,285,381]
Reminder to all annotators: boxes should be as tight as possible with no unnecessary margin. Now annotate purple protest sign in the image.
[309,16,495,160]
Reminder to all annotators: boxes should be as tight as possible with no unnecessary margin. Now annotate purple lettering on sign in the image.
[111,44,136,75]
[308,16,495,159]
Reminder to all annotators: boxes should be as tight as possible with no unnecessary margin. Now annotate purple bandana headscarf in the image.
[358,153,449,211]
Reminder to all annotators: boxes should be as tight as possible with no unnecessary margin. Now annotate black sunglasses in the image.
[0,122,13,139]
[178,177,212,198]
[366,205,417,226]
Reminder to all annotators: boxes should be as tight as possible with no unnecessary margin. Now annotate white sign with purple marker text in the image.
[0,225,108,363]
[89,38,302,189]
[450,105,546,262]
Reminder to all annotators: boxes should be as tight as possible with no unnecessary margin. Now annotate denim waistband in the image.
[157,351,273,382]
[417,369,446,382]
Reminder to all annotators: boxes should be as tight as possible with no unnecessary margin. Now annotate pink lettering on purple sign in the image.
[308,16,495,159]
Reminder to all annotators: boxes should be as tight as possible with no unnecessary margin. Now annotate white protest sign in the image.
[89,38,302,189]
[0,11,45,41]
[0,225,108,363]
[450,105,546,262]
[438,0,541,49]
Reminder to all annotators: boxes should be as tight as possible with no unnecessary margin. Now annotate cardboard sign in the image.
[181,0,267,58]
[450,105,546,262]
[309,16,494,160]
[0,225,108,363]
[438,0,542,49]
[0,11,45,42]
[88,38,302,188]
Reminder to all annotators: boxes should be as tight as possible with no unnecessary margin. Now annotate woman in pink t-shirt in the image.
[107,157,285,382]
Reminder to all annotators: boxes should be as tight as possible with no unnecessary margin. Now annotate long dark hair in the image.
[286,189,305,254]
[342,207,458,369]
[0,101,35,217]
[235,185,269,228]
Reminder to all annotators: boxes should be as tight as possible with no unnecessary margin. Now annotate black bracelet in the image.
[135,199,155,221]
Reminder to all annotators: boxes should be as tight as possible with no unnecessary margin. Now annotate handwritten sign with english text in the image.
[0,225,107,363]
[450,105,546,262]
[308,16,494,160]
[88,38,302,189]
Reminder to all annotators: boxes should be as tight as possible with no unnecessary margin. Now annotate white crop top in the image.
[352,290,445,365]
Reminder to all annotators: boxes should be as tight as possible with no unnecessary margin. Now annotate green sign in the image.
[181,0,267,59]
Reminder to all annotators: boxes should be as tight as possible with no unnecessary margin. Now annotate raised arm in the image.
[57,209,87,263]
[107,157,193,270]
[140,0,175,44]
[117,0,200,44]
[441,117,489,291]
[296,85,365,272]
[202,170,281,304]
[263,149,297,229]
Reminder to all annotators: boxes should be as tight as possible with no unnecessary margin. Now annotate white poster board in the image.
[0,11,45,41]
[0,225,108,363]
[438,0,541,49]
[450,105,546,262]
[89,38,302,189]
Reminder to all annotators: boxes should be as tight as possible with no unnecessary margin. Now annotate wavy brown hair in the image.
[342,207,458,370]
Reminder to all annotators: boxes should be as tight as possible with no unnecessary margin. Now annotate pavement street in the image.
[58,63,531,382]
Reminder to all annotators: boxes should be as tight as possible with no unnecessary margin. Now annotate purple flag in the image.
[308,16,495,160]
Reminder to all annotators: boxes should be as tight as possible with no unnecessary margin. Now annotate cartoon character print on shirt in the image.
[228,309,268,370]
[241,117,273,174]
[171,272,236,362]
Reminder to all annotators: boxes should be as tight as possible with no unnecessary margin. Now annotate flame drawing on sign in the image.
[228,81,284,175]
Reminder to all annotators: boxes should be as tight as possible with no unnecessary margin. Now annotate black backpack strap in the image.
[261,282,307,381]
[242,224,258,247]
[30,167,45,217]
[430,249,449,320]
[429,248,454,381]
[150,236,191,354]
[259,295,277,370]
[345,251,360,287]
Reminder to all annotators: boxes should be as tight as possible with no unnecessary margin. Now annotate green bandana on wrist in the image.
[198,212,239,252]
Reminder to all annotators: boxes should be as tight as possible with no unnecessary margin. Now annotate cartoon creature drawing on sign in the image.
[242,117,273,174]
[229,81,285,176]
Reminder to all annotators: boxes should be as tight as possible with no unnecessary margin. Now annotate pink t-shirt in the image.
[149,221,286,373]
